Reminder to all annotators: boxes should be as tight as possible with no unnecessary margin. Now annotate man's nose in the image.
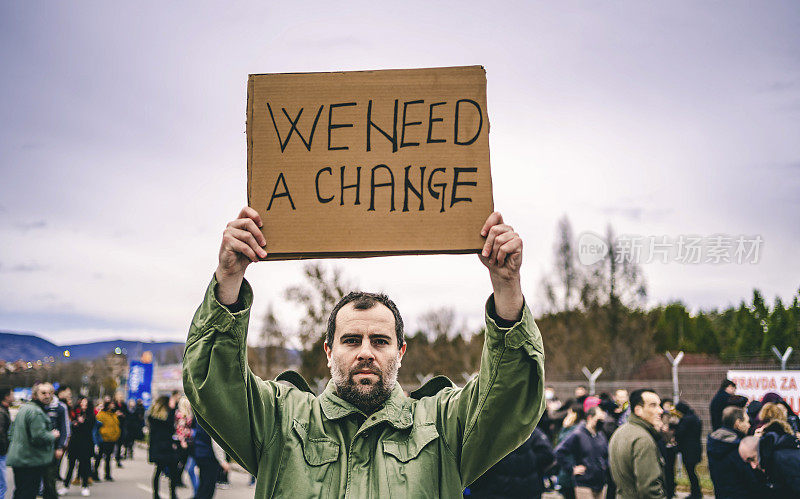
[357,340,376,361]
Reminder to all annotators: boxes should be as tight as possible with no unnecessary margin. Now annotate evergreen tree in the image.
[733,301,763,356]
[763,298,793,353]
[692,312,721,354]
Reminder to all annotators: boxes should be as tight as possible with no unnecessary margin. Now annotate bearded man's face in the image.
[324,302,406,414]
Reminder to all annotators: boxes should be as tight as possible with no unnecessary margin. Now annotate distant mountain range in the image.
[0,331,184,362]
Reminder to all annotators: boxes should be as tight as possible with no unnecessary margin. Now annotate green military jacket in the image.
[183,277,545,498]
[608,414,666,499]
[6,401,56,468]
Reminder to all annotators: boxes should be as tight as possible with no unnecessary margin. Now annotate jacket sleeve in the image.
[435,295,545,487]
[632,435,666,499]
[182,276,281,475]
[56,405,69,449]
[30,411,57,448]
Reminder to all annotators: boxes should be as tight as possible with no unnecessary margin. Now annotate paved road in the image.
[4,450,256,499]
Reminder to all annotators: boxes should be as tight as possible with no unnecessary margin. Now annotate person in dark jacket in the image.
[555,405,609,499]
[63,397,95,496]
[555,402,584,499]
[707,406,765,499]
[710,379,736,431]
[148,396,178,499]
[193,422,230,499]
[739,420,800,497]
[467,428,556,498]
[674,401,702,499]
[745,400,762,436]
[0,388,13,499]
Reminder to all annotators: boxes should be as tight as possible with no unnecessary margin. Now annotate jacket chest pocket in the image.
[382,424,440,498]
[275,420,340,499]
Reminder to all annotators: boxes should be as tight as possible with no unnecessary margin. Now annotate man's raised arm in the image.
[436,212,545,487]
[182,207,276,474]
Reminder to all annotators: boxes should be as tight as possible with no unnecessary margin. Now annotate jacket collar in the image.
[319,379,413,430]
[629,414,660,441]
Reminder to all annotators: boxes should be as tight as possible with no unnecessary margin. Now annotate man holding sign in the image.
[182,206,545,497]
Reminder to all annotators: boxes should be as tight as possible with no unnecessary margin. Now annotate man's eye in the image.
[373,338,389,345]
[343,338,359,344]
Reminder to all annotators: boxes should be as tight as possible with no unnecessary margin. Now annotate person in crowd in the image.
[555,401,584,499]
[467,427,556,498]
[540,385,562,441]
[613,389,630,425]
[658,398,678,499]
[674,401,702,499]
[597,399,620,499]
[609,388,666,499]
[122,400,140,459]
[173,397,194,489]
[707,406,764,499]
[148,395,178,499]
[739,420,800,496]
[54,386,72,480]
[62,397,95,497]
[760,393,800,433]
[745,400,762,436]
[192,423,229,499]
[41,385,70,498]
[94,401,120,481]
[90,406,103,482]
[757,402,795,436]
[6,383,60,499]
[710,379,736,431]
[0,388,14,499]
[182,208,544,497]
[112,392,128,467]
[555,401,609,499]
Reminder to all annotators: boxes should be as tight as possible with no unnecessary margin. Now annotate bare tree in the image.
[418,307,464,341]
[284,263,354,350]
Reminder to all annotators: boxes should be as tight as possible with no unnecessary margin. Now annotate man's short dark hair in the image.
[722,406,746,429]
[720,379,736,391]
[630,388,657,410]
[326,291,404,349]
[0,387,11,400]
[56,386,70,396]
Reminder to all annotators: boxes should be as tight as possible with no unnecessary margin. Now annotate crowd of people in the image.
[465,380,800,498]
[0,385,237,499]
[3,377,800,498]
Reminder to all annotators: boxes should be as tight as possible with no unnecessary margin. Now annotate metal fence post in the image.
[771,346,793,371]
[665,351,684,403]
[581,366,603,395]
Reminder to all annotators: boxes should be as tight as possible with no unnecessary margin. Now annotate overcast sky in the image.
[1,1,798,346]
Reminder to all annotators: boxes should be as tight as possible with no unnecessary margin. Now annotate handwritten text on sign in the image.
[246,66,494,260]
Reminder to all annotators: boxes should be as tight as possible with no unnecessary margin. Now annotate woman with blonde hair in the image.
[174,397,195,491]
[148,396,178,499]
[758,402,794,435]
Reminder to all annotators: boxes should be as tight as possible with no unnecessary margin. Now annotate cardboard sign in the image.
[246,66,494,260]
[728,370,800,413]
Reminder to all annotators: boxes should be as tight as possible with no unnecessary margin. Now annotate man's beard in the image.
[331,356,399,414]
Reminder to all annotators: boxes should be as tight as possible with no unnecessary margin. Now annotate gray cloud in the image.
[0,262,47,273]
[13,220,46,232]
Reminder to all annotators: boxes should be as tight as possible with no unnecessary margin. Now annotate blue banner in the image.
[127,361,153,408]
